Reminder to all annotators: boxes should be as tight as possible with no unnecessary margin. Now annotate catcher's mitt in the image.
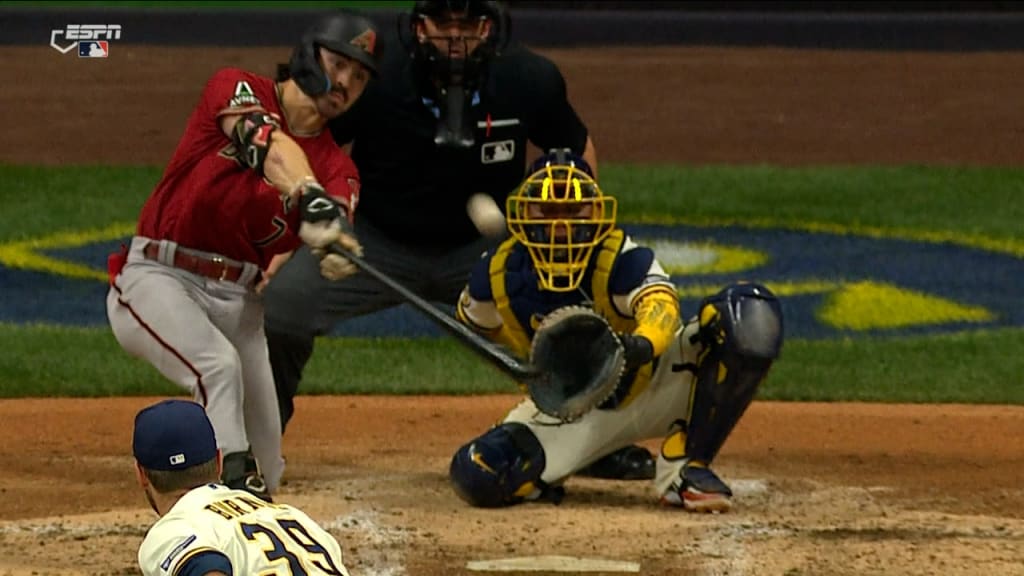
[527,306,626,423]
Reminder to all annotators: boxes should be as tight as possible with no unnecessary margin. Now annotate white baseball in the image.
[466,193,507,238]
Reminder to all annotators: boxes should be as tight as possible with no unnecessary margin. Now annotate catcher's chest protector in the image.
[489,231,638,342]
[588,230,637,334]
[488,243,593,348]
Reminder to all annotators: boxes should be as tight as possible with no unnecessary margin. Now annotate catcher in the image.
[450,149,784,512]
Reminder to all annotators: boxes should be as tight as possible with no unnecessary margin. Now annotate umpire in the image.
[262,0,652,480]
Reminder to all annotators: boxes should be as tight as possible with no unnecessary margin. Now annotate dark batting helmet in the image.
[289,10,380,98]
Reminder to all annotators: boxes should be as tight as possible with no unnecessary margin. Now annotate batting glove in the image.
[297,181,352,249]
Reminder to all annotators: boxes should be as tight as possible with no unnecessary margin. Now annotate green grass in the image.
[3,324,1022,403]
[603,164,1024,241]
[1,163,1022,402]
[3,164,1023,242]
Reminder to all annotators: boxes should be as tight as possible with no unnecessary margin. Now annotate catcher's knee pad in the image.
[449,423,546,508]
[682,282,783,464]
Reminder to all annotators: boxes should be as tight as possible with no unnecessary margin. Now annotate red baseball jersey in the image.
[137,68,360,269]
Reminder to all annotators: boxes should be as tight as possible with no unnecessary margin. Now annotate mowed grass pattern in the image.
[0,164,1021,402]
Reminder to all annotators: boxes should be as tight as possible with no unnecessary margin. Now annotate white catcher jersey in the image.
[139,484,350,576]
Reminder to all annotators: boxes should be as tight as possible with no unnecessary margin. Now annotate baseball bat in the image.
[326,243,541,382]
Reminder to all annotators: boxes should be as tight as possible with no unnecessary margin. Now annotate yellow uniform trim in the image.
[661,429,687,461]
[489,238,532,356]
[591,230,633,334]
[589,230,655,410]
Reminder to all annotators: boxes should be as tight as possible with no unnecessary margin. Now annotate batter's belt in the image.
[143,242,253,284]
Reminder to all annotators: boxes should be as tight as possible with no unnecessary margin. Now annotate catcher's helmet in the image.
[506,149,617,292]
[290,11,379,98]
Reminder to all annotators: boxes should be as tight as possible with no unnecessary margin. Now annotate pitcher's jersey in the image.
[137,68,361,270]
[138,484,350,576]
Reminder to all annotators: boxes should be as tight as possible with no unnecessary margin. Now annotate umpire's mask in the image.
[401,1,508,148]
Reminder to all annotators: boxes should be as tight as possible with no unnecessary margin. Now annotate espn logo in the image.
[50,24,121,55]
[79,41,108,58]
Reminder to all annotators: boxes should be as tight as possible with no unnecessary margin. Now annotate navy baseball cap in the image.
[133,399,218,471]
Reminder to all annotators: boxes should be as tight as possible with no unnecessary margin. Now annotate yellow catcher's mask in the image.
[506,151,617,292]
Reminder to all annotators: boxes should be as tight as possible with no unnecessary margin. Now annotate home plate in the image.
[466,555,640,572]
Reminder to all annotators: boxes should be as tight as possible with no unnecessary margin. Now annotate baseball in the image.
[467,193,507,238]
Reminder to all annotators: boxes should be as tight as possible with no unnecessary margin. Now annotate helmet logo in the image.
[350,28,377,55]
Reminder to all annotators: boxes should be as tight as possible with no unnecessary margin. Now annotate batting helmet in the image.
[289,11,380,98]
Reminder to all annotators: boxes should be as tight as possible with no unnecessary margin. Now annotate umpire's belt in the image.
[143,242,250,284]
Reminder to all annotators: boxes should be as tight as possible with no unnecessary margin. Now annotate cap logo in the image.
[350,29,377,55]
[169,453,186,466]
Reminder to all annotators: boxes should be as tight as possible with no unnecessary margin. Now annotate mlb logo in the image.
[481,140,515,164]
[78,41,108,58]
[169,453,186,466]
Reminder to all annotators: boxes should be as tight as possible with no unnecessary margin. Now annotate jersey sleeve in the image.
[523,53,589,154]
[456,250,503,331]
[190,68,271,145]
[467,250,495,302]
[317,148,361,223]
[175,550,233,576]
[138,519,229,576]
[610,236,681,357]
[609,237,677,316]
[201,68,270,120]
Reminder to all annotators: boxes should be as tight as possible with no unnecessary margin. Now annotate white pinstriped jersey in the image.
[139,484,350,576]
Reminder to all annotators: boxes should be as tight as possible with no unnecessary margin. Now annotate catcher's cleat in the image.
[577,445,655,481]
[661,462,732,513]
[222,450,274,503]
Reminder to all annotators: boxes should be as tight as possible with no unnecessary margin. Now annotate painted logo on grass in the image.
[0,219,1020,340]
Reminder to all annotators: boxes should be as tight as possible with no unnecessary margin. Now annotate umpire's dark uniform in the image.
[262,23,589,430]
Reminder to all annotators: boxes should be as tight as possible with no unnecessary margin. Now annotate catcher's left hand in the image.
[527,306,626,423]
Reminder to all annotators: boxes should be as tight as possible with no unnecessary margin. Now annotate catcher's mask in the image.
[507,150,617,292]
[399,1,510,147]
[289,11,380,98]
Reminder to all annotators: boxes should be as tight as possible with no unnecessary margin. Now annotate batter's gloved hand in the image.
[297,180,352,249]
[618,333,654,371]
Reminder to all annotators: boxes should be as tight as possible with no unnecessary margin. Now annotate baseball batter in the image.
[450,150,785,512]
[133,399,351,575]
[107,12,380,500]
